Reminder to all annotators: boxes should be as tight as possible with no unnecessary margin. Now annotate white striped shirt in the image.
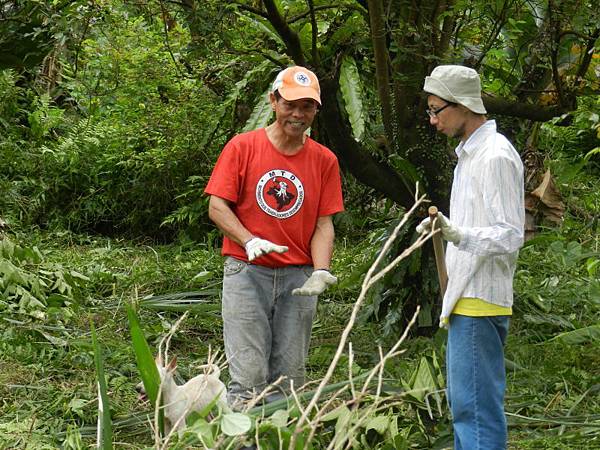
[441,120,525,321]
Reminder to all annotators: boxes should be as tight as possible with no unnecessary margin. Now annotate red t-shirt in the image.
[205,128,344,267]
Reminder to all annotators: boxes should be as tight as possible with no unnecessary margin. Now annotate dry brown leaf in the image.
[527,169,565,225]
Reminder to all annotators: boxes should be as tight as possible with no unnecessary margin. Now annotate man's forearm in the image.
[310,216,335,270]
[208,196,253,246]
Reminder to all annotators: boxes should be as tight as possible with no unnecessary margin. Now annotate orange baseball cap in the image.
[272,66,321,105]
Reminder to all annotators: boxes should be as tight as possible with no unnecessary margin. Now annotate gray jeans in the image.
[221,257,317,407]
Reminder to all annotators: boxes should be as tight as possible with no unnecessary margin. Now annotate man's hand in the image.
[244,237,288,261]
[292,270,337,296]
[416,212,462,244]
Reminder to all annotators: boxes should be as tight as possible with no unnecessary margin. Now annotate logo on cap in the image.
[294,72,311,86]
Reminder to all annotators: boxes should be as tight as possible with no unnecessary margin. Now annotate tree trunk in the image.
[367,0,394,153]
[318,76,415,207]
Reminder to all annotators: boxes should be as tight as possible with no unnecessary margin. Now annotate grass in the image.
[1,192,599,448]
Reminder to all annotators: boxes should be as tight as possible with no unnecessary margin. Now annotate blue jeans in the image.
[221,257,317,407]
[446,314,510,450]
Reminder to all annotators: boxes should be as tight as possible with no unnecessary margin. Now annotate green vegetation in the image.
[1,165,598,448]
[0,0,599,448]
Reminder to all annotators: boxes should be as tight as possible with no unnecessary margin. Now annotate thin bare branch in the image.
[291,188,429,449]
[356,307,420,401]
[157,0,186,79]
[348,343,356,399]
[547,0,566,106]
[304,385,350,445]
[289,382,307,418]
[243,376,286,412]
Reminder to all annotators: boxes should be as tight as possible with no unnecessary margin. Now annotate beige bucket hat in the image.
[423,65,487,114]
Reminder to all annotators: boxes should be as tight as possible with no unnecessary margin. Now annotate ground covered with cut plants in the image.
[1,1,599,447]
[1,181,598,448]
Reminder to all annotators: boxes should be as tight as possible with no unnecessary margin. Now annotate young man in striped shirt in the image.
[417,65,525,450]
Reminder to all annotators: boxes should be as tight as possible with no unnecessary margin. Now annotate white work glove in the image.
[244,237,288,261]
[292,270,337,296]
[416,212,462,244]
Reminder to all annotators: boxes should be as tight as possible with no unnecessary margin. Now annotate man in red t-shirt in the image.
[205,66,344,407]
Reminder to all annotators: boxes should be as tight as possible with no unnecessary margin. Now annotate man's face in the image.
[270,94,318,138]
[427,95,466,140]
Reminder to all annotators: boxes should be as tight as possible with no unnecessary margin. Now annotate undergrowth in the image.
[1,140,599,448]
[1,206,598,448]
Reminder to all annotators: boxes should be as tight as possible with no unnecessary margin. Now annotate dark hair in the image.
[422,91,456,106]
[272,90,320,111]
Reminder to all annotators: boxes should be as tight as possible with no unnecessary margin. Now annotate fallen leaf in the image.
[527,169,565,225]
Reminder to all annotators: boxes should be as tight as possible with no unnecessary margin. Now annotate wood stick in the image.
[428,206,448,297]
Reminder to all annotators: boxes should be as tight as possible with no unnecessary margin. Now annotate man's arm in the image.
[208,195,253,246]
[310,215,335,270]
[459,155,525,256]
[292,215,337,296]
[208,195,288,260]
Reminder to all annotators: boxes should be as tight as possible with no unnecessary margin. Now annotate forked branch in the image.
[290,185,436,448]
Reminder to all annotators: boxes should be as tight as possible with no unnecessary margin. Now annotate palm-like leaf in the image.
[243,88,273,132]
[339,56,365,142]
[139,286,220,312]
[126,304,164,434]
[550,324,600,344]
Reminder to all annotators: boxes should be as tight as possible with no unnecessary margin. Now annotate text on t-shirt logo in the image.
[256,170,304,219]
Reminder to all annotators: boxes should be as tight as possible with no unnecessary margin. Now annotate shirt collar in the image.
[455,120,496,157]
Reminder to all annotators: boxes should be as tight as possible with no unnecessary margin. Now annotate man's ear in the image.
[269,92,277,111]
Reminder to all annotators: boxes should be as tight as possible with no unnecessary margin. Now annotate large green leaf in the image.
[198,60,273,151]
[269,409,289,428]
[192,420,216,447]
[221,412,252,436]
[242,88,273,132]
[234,11,285,47]
[91,321,113,450]
[339,56,365,141]
[126,303,164,434]
[403,356,439,402]
[550,324,600,344]
[365,415,390,435]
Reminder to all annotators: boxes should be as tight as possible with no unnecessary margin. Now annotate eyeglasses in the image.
[426,103,454,118]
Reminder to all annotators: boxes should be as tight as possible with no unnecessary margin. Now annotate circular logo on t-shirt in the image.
[256,169,304,219]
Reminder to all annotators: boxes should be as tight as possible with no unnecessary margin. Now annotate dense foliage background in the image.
[0,0,598,448]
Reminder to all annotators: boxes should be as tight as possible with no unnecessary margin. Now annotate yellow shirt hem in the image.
[452,297,512,317]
